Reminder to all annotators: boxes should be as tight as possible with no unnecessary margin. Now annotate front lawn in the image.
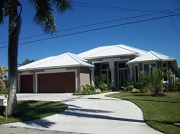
[0,89,8,95]
[0,100,68,125]
[107,92,180,134]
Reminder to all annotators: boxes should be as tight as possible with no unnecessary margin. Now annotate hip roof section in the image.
[78,44,147,59]
[127,51,175,64]
[18,53,94,71]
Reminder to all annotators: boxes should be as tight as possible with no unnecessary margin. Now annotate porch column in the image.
[90,68,94,85]
[128,64,133,82]
[109,61,115,87]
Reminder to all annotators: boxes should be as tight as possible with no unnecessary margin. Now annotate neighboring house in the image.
[18,44,178,93]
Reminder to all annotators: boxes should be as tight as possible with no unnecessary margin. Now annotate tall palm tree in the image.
[0,0,71,116]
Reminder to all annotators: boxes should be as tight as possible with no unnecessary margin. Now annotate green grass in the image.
[0,89,8,95]
[0,100,68,125]
[107,92,180,134]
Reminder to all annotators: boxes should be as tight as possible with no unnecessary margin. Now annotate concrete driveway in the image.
[3,93,162,134]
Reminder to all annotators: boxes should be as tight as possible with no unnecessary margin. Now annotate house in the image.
[18,44,178,93]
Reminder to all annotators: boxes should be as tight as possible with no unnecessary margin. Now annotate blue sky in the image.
[0,0,180,68]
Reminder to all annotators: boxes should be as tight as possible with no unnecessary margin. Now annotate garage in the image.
[20,75,33,93]
[38,72,75,93]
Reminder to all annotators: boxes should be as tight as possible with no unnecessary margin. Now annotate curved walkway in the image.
[3,93,162,134]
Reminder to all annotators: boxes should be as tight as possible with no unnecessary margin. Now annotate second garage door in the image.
[38,72,75,93]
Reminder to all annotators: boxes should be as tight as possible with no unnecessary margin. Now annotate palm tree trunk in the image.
[7,7,21,116]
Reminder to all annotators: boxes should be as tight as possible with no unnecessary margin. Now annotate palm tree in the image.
[0,0,71,116]
[19,58,35,66]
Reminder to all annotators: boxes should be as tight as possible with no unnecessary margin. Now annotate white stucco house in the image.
[18,44,178,93]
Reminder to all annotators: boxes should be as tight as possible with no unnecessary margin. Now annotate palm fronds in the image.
[52,0,72,13]
[29,0,56,33]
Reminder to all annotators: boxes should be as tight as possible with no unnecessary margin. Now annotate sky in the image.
[0,0,180,69]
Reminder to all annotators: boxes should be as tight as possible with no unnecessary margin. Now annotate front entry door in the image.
[118,70,128,90]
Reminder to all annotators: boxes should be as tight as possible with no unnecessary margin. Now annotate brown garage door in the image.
[38,72,75,93]
[20,75,33,93]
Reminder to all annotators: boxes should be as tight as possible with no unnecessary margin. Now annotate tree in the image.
[19,58,35,66]
[0,66,7,89]
[140,67,166,95]
[0,0,71,116]
[0,66,7,78]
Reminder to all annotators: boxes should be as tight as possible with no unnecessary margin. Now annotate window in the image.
[101,63,111,83]
[143,63,156,75]
[118,63,128,68]
[144,64,149,73]
[162,63,167,68]
[102,64,109,69]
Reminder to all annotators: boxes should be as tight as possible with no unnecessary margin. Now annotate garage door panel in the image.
[38,72,75,93]
[20,75,33,93]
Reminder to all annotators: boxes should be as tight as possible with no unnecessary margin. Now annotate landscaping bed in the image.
[107,92,180,134]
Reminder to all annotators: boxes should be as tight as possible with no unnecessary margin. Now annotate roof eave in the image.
[83,53,139,60]
[127,59,175,64]
[18,64,94,71]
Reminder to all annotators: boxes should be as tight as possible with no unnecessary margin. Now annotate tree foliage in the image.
[19,58,34,66]
[0,66,7,76]
[140,67,166,94]
[0,0,71,116]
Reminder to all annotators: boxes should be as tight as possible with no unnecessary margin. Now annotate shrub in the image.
[139,67,166,94]
[139,71,151,89]
[169,79,180,92]
[99,83,108,91]
[82,84,96,91]
[121,81,134,91]
[94,74,107,88]
[74,84,98,95]
[0,79,6,90]
[131,88,140,93]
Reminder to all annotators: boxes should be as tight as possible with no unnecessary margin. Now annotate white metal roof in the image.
[78,44,147,59]
[127,51,175,64]
[18,53,93,71]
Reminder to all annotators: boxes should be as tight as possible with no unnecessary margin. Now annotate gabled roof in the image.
[18,53,93,71]
[127,51,175,64]
[78,44,147,59]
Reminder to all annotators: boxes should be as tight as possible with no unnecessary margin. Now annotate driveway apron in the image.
[3,93,162,134]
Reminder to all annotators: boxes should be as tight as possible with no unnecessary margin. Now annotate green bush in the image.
[99,83,108,91]
[139,67,166,94]
[131,88,140,93]
[169,79,180,92]
[139,71,151,89]
[121,81,134,91]
[74,84,97,95]
[94,74,107,86]
[82,84,96,91]
[3,80,9,88]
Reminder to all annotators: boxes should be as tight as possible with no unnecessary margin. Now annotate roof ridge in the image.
[150,51,166,60]
[68,53,85,66]
[116,45,138,54]
[118,44,147,54]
